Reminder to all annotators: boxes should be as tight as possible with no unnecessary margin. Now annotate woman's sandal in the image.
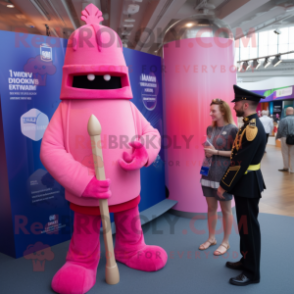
[213,243,230,256]
[199,240,217,250]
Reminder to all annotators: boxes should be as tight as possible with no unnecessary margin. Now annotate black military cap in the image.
[232,85,265,102]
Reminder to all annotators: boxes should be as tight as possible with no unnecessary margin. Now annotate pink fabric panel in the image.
[163,37,237,213]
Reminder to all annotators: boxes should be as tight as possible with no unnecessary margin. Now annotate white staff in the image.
[87,114,120,285]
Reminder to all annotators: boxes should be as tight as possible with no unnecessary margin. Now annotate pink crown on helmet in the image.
[60,3,133,100]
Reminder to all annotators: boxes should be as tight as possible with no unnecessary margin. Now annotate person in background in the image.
[199,99,238,256]
[276,107,294,173]
[259,110,274,152]
[274,113,280,123]
[273,122,278,136]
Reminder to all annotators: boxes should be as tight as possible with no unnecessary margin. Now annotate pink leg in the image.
[51,213,101,294]
[114,206,168,272]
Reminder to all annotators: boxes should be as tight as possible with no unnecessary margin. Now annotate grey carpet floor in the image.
[0,212,293,294]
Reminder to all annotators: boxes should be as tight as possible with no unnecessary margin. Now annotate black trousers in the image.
[266,133,269,145]
[234,196,261,281]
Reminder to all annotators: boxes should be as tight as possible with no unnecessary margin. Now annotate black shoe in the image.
[229,273,260,286]
[226,261,243,270]
[278,168,289,172]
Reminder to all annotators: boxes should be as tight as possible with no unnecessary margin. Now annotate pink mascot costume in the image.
[40,4,167,294]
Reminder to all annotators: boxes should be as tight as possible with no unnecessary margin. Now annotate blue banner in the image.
[0,31,71,259]
[123,48,166,212]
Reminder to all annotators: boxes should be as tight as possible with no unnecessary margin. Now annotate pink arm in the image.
[132,105,161,167]
[40,103,94,197]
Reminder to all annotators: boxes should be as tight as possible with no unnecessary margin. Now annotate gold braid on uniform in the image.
[246,118,258,141]
[232,127,246,153]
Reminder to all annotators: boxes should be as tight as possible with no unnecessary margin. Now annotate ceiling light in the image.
[123,24,134,28]
[125,4,139,15]
[252,60,261,70]
[125,19,135,22]
[186,23,193,27]
[263,58,271,68]
[7,4,14,8]
[272,55,282,67]
[121,31,131,36]
[16,14,26,20]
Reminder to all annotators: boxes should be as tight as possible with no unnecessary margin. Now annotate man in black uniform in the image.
[217,85,266,286]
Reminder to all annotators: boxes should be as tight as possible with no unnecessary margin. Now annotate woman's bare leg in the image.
[214,200,233,255]
[199,197,218,249]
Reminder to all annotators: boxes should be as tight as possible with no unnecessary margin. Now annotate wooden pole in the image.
[87,114,120,285]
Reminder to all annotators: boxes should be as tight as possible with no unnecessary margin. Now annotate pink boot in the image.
[114,206,168,271]
[51,213,101,294]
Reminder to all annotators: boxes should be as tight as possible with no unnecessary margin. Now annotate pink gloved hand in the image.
[81,177,111,199]
[119,141,148,171]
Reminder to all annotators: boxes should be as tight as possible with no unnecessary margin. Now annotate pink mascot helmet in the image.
[60,4,132,100]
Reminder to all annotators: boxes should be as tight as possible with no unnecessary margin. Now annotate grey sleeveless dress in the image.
[201,124,238,201]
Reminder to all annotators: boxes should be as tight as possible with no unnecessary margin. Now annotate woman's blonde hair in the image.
[210,99,235,127]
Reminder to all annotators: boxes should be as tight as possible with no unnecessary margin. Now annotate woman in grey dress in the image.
[199,99,238,255]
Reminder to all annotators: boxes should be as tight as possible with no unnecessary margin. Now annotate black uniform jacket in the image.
[220,113,267,198]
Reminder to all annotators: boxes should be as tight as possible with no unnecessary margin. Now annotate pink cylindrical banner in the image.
[163,37,237,213]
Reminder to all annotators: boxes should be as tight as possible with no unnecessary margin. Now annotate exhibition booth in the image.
[253,86,294,146]
[0,19,237,259]
[1,2,294,293]
[0,30,169,259]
